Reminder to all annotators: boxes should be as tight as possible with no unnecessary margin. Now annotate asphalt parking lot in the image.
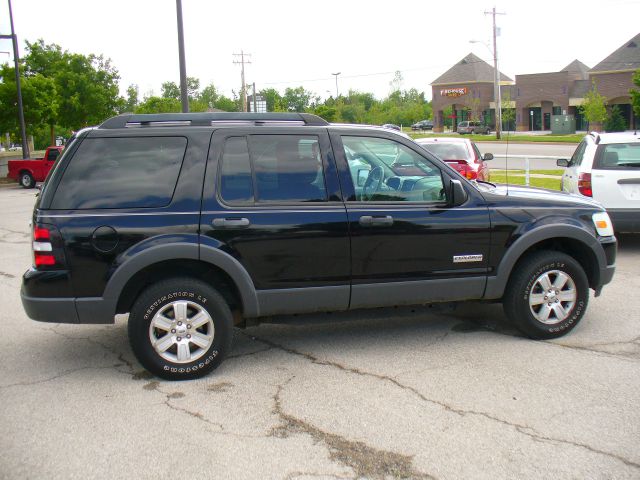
[1,184,639,480]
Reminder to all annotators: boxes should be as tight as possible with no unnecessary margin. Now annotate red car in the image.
[416,137,492,181]
[7,146,64,188]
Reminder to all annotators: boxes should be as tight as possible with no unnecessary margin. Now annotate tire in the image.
[20,172,35,189]
[128,277,233,380]
[503,250,589,339]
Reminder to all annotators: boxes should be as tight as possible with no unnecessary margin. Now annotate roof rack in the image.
[99,112,329,129]
[589,131,601,144]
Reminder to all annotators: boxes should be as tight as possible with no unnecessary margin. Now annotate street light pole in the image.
[175,0,189,113]
[2,0,29,158]
[485,7,506,139]
[331,72,341,98]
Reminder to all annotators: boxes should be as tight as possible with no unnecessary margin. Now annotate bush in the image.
[604,105,627,132]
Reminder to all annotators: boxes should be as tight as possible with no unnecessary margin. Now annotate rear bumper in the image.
[608,209,640,233]
[21,289,115,324]
[21,291,79,323]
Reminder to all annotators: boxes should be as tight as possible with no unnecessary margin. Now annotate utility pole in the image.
[233,51,251,112]
[484,7,505,139]
[331,72,341,98]
[175,0,189,112]
[1,0,29,158]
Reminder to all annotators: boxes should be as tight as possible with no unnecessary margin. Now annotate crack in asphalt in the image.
[0,271,15,278]
[227,345,273,360]
[547,335,640,360]
[246,332,640,471]
[271,377,435,480]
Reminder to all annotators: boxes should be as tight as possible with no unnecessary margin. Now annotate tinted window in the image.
[46,149,60,161]
[596,143,640,169]
[51,137,186,209]
[342,136,445,202]
[220,137,254,204]
[250,135,326,202]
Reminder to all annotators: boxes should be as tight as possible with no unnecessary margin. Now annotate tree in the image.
[161,81,180,99]
[283,86,312,112]
[259,88,285,112]
[465,97,481,122]
[630,69,640,120]
[580,82,607,130]
[122,84,139,113]
[604,105,627,132]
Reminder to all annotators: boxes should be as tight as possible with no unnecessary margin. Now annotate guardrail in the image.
[491,154,561,186]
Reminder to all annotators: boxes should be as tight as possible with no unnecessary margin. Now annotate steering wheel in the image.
[362,166,384,200]
[411,176,446,202]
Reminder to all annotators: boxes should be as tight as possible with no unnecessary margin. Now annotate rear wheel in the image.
[128,277,233,380]
[20,172,35,188]
[503,251,589,339]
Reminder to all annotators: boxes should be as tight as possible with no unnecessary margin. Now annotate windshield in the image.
[421,143,470,161]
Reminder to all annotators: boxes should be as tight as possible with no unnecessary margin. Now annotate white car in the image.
[559,131,640,232]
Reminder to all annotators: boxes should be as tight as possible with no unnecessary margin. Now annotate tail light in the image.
[578,172,592,197]
[446,160,478,180]
[32,223,65,269]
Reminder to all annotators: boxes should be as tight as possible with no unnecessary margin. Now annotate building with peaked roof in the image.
[431,53,513,133]
[431,34,640,132]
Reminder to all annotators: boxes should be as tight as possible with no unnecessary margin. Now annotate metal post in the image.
[525,156,530,186]
[252,83,257,113]
[175,0,189,113]
[491,7,502,140]
[6,0,29,158]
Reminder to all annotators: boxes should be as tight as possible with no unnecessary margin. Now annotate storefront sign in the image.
[440,87,468,97]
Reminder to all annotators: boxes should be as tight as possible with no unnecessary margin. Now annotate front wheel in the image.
[20,172,35,188]
[503,251,589,339]
[128,278,233,380]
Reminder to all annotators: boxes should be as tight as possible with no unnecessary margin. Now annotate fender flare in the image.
[484,224,605,299]
[101,242,259,319]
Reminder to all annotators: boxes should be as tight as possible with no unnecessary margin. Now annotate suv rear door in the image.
[592,141,640,209]
[200,128,350,317]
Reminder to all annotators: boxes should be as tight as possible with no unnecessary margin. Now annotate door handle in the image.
[212,217,250,228]
[359,215,394,226]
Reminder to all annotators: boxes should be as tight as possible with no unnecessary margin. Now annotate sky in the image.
[1,0,640,102]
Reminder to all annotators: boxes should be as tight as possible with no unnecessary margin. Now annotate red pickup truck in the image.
[7,146,64,188]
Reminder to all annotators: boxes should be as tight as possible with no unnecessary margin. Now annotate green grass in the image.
[489,173,561,190]
[408,132,583,143]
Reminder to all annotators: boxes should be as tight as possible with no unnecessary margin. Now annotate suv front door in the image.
[201,128,350,317]
[331,131,491,309]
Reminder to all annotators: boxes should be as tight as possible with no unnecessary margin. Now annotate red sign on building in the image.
[440,87,468,97]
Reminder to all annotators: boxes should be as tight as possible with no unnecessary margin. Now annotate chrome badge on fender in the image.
[453,254,483,263]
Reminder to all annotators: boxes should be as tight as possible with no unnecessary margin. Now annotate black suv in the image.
[22,113,617,380]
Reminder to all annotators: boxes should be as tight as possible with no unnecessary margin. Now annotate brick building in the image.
[431,33,640,132]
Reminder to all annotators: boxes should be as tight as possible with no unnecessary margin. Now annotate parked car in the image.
[382,123,401,131]
[7,146,64,188]
[8,144,22,151]
[411,120,434,131]
[457,121,490,135]
[558,131,640,232]
[21,112,616,380]
[416,137,492,181]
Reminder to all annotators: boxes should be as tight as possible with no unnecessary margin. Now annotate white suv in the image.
[559,132,640,232]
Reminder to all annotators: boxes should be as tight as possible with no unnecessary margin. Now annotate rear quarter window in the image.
[51,136,187,209]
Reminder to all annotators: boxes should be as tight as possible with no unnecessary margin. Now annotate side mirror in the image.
[482,153,494,161]
[449,179,468,207]
[557,158,569,167]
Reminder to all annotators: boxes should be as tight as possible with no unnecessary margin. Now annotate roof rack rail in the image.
[589,131,601,144]
[99,112,329,129]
